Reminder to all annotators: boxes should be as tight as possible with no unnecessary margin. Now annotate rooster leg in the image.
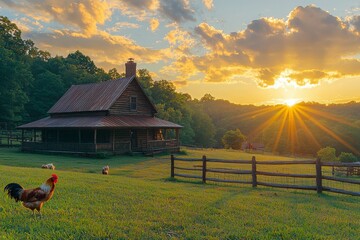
[36,204,43,217]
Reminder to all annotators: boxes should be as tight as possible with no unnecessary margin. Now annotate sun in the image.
[284,99,298,107]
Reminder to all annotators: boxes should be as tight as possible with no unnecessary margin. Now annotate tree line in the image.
[1,16,359,157]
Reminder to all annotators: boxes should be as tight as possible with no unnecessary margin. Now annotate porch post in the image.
[175,128,180,148]
[146,129,149,150]
[94,128,97,153]
[56,129,59,143]
[112,129,115,152]
[78,129,81,144]
[33,129,36,142]
[21,130,24,151]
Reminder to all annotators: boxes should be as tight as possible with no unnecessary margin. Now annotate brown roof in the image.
[48,76,156,114]
[17,115,182,129]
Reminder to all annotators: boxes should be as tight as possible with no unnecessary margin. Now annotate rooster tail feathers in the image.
[4,183,24,202]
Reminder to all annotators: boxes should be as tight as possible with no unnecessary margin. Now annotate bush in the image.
[317,146,338,162]
[222,129,246,150]
[338,152,358,163]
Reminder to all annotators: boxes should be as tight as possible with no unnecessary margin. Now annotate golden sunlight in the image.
[244,104,359,155]
[284,99,298,107]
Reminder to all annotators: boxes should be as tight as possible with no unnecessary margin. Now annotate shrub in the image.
[222,129,246,150]
[338,152,358,163]
[317,146,338,162]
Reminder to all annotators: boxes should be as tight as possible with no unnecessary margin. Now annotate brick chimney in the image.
[125,58,136,78]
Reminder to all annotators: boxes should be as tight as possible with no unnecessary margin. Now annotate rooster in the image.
[4,174,58,216]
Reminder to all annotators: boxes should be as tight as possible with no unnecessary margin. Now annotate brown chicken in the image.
[4,174,58,216]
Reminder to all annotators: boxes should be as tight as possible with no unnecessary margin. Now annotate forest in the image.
[1,16,359,157]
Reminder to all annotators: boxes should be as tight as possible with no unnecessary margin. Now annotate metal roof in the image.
[17,115,182,129]
[48,76,135,114]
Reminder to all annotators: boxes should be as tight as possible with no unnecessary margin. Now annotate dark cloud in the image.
[349,15,360,32]
[288,70,328,86]
[159,0,196,23]
[117,0,196,23]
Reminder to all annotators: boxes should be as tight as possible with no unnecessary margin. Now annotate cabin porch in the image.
[20,127,180,155]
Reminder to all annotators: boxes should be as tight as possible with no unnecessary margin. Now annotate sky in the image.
[1,0,360,105]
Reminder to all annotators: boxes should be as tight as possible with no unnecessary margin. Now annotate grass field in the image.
[0,147,359,239]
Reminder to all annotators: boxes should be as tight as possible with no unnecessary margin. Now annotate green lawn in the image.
[0,148,359,239]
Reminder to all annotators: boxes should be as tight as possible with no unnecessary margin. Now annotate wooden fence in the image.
[170,155,360,197]
[0,130,26,147]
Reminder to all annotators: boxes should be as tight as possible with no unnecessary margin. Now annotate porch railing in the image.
[22,142,96,153]
[21,139,178,154]
[147,139,179,152]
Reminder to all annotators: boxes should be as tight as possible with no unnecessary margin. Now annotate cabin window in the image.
[130,96,137,111]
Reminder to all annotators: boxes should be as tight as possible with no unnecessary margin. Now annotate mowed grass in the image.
[0,148,359,239]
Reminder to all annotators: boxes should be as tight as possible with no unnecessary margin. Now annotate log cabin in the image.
[17,59,182,155]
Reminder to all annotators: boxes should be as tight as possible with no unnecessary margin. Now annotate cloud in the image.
[106,22,140,33]
[158,0,195,23]
[348,15,360,33]
[117,0,159,11]
[166,5,360,88]
[150,18,160,31]
[202,0,213,10]
[1,0,111,36]
[116,0,196,24]
[113,0,159,21]
[164,27,195,54]
[24,30,169,70]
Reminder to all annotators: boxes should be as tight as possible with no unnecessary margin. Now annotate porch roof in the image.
[17,115,182,129]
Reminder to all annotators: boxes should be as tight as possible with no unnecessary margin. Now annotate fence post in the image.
[252,156,257,187]
[316,157,322,193]
[171,154,175,178]
[202,155,207,184]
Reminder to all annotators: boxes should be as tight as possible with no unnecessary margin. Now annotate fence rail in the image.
[170,155,360,197]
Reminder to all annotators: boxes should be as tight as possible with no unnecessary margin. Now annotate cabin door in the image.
[130,129,138,151]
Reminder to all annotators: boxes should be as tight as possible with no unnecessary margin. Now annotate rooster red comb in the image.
[51,174,58,183]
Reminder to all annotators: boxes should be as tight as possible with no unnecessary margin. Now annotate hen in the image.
[4,174,58,216]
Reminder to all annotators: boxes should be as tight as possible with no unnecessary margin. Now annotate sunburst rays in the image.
[237,103,358,155]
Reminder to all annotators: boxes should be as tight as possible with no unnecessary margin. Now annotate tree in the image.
[0,16,28,56]
[0,16,37,125]
[0,44,32,124]
[108,68,120,80]
[26,71,64,121]
[66,50,98,74]
[338,152,358,163]
[200,93,215,102]
[151,80,177,107]
[64,51,109,86]
[222,129,246,150]
[317,146,338,162]
[137,69,153,99]
[191,109,216,147]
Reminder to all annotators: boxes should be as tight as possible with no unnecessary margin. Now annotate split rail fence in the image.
[170,155,360,196]
[0,130,25,147]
